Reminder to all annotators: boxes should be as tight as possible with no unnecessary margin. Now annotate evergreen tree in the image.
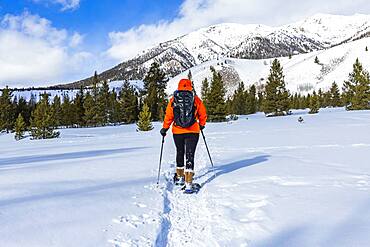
[309,91,320,114]
[225,96,233,115]
[15,97,31,127]
[291,93,300,109]
[317,89,325,108]
[0,86,14,133]
[98,80,111,125]
[187,70,193,81]
[51,95,62,127]
[257,90,264,112]
[314,56,320,64]
[14,113,26,140]
[201,78,210,108]
[366,46,368,52]
[137,103,153,131]
[207,67,227,121]
[120,80,139,124]
[109,90,121,124]
[30,93,60,139]
[143,62,168,121]
[187,70,195,94]
[61,94,74,127]
[231,82,246,115]
[329,82,341,107]
[246,85,257,114]
[73,87,85,127]
[343,58,370,110]
[262,59,290,116]
[92,71,100,88]
[83,92,97,127]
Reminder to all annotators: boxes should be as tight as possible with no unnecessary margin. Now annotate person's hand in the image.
[200,125,205,130]
[160,128,169,137]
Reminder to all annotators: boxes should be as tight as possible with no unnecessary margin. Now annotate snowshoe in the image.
[182,183,201,194]
[173,174,185,186]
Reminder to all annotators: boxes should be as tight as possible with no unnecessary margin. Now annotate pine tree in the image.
[343,58,370,110]
[187,70,196,94]
[366,46,368,52]
[83,92,97,127]
[207,67,226,122]
[108,90,121,124]
[262,59,290,116]
[309,91,320,114]
[14,113,26,140]
[30,93,60,139]
[0,86,15,133]
[137,103,153,131]
[231,82,246,115]
[291,93,300,109]
[329,82,341,107]
[225,96,233,115]
[15,97,31,127]
[61,94,74,127]
[201,78,210,108]
[51,95,62,127]
[120,80,139,124]
[143,62,168,121]
[257,90,264,111]
[317,89,325,107]
[98,80,111,125]
[73,87,85,127]
[187,70,193,81]
[246,85,257,114]
[314,56,320,64]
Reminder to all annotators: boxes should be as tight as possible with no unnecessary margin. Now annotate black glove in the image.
[160,128,169,137]
[200,125,205,130]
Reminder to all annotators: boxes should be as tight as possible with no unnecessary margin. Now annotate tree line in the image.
[1,58,369,139]
[201,57,370,120]
[0,62,168,139]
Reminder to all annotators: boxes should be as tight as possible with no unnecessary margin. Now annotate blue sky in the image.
[0,0,369,87]
[0,0,183,52]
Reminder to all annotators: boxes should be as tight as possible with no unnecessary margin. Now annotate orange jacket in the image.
[163,95,207,134]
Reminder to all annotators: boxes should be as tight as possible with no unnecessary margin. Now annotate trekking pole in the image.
[201,129,214,168]
[157,136,165,184]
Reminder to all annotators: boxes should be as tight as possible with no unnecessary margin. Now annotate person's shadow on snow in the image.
[198,155,270,187]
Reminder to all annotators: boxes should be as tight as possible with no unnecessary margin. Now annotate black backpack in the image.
[172,90,196,128]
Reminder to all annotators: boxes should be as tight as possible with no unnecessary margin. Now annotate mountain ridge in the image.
[57,13,370,89]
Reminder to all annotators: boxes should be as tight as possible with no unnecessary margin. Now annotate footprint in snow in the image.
[133,202,147,208]
[113,214,158,228]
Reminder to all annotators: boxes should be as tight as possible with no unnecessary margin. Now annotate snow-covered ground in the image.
[1,108,370,246]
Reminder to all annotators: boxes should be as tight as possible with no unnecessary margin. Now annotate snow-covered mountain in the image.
[168,37,370,96]
[62,13,370,89]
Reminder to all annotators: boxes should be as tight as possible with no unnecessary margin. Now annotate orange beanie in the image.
[177,78,193,91]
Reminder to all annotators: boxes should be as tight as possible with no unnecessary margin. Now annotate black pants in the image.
[173,133,199,171]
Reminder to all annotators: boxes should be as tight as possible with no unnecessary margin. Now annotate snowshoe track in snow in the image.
[154,169,219,247]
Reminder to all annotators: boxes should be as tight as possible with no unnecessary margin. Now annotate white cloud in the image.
[0,12,93,88]
[32,0,80,11]
[55,0,80,11]
[106,0,370,61]
[69,32,84,47]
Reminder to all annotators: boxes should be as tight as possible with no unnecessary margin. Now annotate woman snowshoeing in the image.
[160,78,207,193]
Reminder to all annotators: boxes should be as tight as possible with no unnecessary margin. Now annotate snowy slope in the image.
[69,13,370,89]
[1,108,370,246]
[168,37,370,96]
